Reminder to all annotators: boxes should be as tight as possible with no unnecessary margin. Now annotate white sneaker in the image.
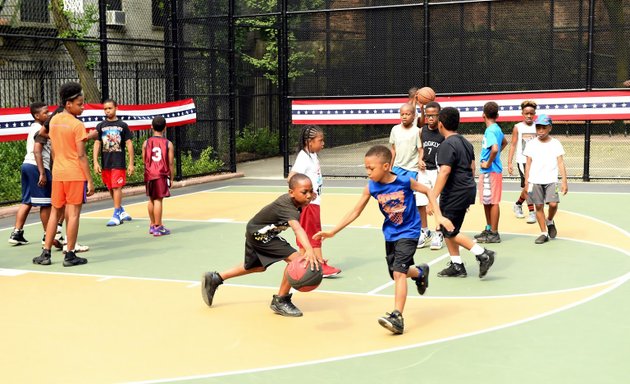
[526,211,537,224]
[430,232,443,250]
[63,243,90,253]
[417,231,432,249]
[119,210,132,222]
[513,203,525,218]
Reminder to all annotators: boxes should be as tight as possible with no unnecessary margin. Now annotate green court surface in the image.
[0,181,628,384]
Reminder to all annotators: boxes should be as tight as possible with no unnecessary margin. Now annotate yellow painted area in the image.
[0,272,612,383]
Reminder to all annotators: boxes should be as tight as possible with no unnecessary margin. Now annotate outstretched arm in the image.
[313,186,371,240]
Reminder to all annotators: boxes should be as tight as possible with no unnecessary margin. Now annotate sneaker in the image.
[9,229,28,245]
[153,225,171,237]
[149,225,158,235]
[437,262,467,278]
[481,231,501,243]
[119,210,132,222]
[63,243,90,253]
[63,251,88,267]
[53,234,65,250]
[513,203,525,218]
[378,310,404,334]
[413,263,429,295]
[32,249,52,265]
[270,293,303,317]
[535,234,549,244]
[526,212,537,224]
[430,232,443,250]
[547,221,557,239]
[417,231,432,249]
[474,229,491,240]
[476,249,495,278]
[201,271,223,307]
[321,261,341,278]
[106,212,122,227]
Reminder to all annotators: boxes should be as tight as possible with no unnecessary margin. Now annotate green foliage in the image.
[0,141,27,203]
[180,146,225,176]
[236,125,279,156]
[51,0,99,69]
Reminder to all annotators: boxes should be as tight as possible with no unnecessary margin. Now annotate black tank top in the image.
[421,125,444,170]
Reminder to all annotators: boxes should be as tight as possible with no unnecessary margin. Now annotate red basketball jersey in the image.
[144,136,170,181]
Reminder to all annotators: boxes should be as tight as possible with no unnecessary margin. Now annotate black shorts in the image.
[385,238,418,278]
[517,163,526,188]
[244,234,297,270]
[439,208,468,238]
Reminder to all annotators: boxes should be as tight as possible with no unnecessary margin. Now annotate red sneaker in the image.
[321,261,341,278]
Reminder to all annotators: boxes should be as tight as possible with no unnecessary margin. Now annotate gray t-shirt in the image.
[247,194,301,243]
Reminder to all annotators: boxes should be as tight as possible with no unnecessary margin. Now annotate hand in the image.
[561,182,568,195]
[507,162,514,175]
[438,216,455,232]
[313,231,334,241]
[426,204,434,216]
[94,163,102,174]
[480,161,489,169]
[86,180,95,197]
[419,160,426,171]
[127,164,135,176]
[37,173,47,187]
[302,249,321,271]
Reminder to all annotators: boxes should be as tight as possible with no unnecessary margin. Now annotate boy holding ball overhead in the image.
[201,173,323,317]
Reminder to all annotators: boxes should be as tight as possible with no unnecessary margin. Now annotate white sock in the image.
[546,219,554,226]
[450,255,463,264]
[541,232,548,237]
[470,244,485,256]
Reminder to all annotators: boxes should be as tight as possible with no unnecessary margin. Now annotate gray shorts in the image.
[529,183,560,205]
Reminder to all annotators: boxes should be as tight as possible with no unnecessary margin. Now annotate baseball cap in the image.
[535,114,552,126]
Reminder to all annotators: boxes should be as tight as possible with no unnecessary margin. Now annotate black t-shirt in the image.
[437,134,476,211]
[246,194,302,243]
[421,124,444,170]
[95,119,132,169]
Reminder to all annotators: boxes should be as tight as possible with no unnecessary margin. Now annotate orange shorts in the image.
[51,180,86,208]
[478,172,503,205]
[101,168,126,190]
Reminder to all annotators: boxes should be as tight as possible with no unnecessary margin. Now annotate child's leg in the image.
[489,203,500,232]
[535,204,547,232]
[39,206,51,231]
[547,202,559,221]
[219,264,266,281]
[419,206,428,231]
[43,206,62,250]
[111,187,122,209]
[392,271,408,313]
[153,198,163,226]
[14,204,32,230]
[64,203,82,251]
[147,197,156,226]
[483,204,492,227]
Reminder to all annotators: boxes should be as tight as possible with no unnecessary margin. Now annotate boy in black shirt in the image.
[433,107,496,279]
[201,174,323,317]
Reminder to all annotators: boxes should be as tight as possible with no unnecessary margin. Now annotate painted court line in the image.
[366,252,450,295]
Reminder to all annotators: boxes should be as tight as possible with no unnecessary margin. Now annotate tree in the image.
[602,0,629,87]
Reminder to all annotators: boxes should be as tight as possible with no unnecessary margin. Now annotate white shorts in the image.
[416,169,438,206]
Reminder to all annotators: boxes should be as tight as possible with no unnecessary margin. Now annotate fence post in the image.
[279,0,290,177]
[98,0,109,101]
[166,0,183,180]
[583,0,596,182]
[423,0,430,86]
[228,0,237,173]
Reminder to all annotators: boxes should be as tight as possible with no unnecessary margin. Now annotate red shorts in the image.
[51,180,86,208]
[102,168,127,190]
[478,172,503,205]
[146,176,171,200]
[296,203,322,249]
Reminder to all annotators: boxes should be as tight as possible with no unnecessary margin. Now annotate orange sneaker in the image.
[321,261,341,278]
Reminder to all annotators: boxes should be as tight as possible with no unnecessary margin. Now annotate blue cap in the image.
[535,114,552,126]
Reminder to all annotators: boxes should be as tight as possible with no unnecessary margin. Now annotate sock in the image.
[516,197,525,205]
[485,225,491,231]
[527,204,534,212]
[546,219,554,226]
[450,255,463,264]
[541,232,548,237]
[471,244,485,256]
[422,227,430,234]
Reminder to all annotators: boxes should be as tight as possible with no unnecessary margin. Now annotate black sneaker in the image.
[474,229,491,241]
[484,231,501,243]
[547,222,557,239]
[378,310,404,334]
[63,251,88,267]
[476,249,495,278]
[33,249,52,265]
[437,262,467,278]
[413,263,430,295]
[201,271,223,307]
[270,293,303,317]
[535,234,549,244]
[9,229,28,245]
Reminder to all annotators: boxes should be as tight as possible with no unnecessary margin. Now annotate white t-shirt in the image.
[389,124,421,171]
[515,121,537,164]
[291,150,322,205]
[23,122,52,170]
[523,137,565,184]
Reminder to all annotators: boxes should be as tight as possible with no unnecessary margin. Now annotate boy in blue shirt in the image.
[475,101,507,243]
[314,145,454,335]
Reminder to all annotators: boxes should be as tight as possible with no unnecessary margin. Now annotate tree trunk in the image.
[602,0,629,86]
[50,0,101,102]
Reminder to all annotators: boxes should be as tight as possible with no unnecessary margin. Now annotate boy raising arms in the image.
[433,107,496,279]
[314,145,454,335]
[142,116,174,236]
[93,99,135,226]
[523,114,568,244]
[201,174,322,317]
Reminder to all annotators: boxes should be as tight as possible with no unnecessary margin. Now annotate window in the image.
[20,0,49,23]
[152,0,165,27]
[106,0,122,11]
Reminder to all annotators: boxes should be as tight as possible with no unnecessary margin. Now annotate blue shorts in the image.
[21,163,52,206]
[392,166,418,180]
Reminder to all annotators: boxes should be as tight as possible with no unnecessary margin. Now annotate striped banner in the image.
[291,91,630,125]
[0,99,196,142]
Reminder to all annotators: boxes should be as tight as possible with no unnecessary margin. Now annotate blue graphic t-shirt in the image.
[480,123,505,174]
[368,174,421,242]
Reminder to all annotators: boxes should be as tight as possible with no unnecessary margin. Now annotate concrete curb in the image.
[0,172,244,220]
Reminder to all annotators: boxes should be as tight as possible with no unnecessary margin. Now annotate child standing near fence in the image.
[93,99,135,226]
[142,116,174,236]
[288,125,341,277]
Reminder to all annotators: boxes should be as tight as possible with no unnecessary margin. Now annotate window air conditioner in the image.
[106,10,126,27]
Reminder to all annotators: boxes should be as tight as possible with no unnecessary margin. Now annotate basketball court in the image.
[1,177,629,383]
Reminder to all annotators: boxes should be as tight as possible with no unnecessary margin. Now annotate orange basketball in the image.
[286,256,323,292]
[416,87,436,104]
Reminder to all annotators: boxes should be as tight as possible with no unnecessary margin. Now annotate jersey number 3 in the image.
[151,147,163,162]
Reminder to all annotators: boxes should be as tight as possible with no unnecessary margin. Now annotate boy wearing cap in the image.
[523,114,568,244]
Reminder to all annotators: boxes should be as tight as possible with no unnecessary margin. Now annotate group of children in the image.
[9,81,175,267]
